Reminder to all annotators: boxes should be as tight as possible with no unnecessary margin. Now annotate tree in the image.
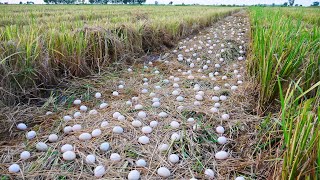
[155,1,158,5]
[19,1,23,4]
[168,1,173,5]
[289,0,294,6]
[311,1,319,6]
[283,2,288,6]
[89,0,95,3]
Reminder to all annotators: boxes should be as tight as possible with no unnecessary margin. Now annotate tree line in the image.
[43,0,146,4]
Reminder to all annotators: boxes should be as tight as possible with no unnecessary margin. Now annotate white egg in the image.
[217,136,227,144]
[132,96,139,101]
[94,92,101,99]
[20,151,31,160]
[94,165,106,177]
[216,126,225,134]
[79,133,92,141]
[112,91,119,96]
[238,56,244,60]
[205,169,215,178]
[89,109,98,115]
[157,167,171,177]
[36,142,48,151]
[80,105,87,111]
[173,83,179,88]
[221,114,230,120]
[126,101,132,106]
[128,68,133,72]
[214,103,221,108]
[210,107,219,113]
[197,91,204,96]
[158,112,168,118]
[86,154,96,164]
[214,86,220,91]
[8,164,20,173]
[92,129,102,137]
[177,106,184,111]
[72,124,82,131]
[111,125,124,134]
[63,151,76,161]
[63,115,72,122]
[136,159,147,167]
[73,99,81,105]
[163,79,170,84]
[116,84,124,90]
[117,115,126,121]
[215,151,229,160]
[152,101,161,108]
[235,176,245,180]
[176,96,184,102]
[63,126,73,134]
[132,120,142,127]
[101,121,109,128]
[172,90,180,96]
[187,118,195,123]
[100,142,110,151]
[61,144,73,152]
[99,103,108,109]
[149,121,158,127]
[73,111,81,118]
[171,133,181,141]
[138,136,150,144]
[135,104,143,110]
[170,121,180,129]
[152,98,160,103]
[173,77,180,82]
[237,80,243,84]
[159,144,169,152]
[220,95,227,101]
[138,111,147,119]
[110,153,121,162]
[141,126,152,134]
[26,131,36,139]
[48,134,58,142]
[212,96,219,102]
[141,89,148,94]
[215,64,221,68]
[17,123,27,130]
[113,112,121,119]
[195,94,203,101]
[169,154,179,163]
[128,170,140,180]
[231,86,238,91]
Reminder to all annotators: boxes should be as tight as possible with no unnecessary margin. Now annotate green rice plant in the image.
[278,79,320,179]
[248,7,320,111]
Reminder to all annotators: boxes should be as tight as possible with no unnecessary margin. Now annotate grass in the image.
[0,5,240,106]
[248,7,320,179]
[247,7,319,112]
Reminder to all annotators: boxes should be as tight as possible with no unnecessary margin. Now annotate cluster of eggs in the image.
[10,15,248,180]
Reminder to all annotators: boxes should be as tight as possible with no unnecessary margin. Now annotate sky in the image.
[0,0,316,6]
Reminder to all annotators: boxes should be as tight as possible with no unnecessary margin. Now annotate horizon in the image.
[0,0,316,6]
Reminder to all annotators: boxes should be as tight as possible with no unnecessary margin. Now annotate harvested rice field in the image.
[0,5,319,180]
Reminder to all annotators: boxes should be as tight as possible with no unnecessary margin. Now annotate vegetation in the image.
[0,5,239,106]
[248,7,319,179]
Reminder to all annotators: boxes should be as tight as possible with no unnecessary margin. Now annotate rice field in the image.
[0,5,239,105]
[0,5,319,180]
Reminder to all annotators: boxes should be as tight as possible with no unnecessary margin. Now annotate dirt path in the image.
[1,10,262,179]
